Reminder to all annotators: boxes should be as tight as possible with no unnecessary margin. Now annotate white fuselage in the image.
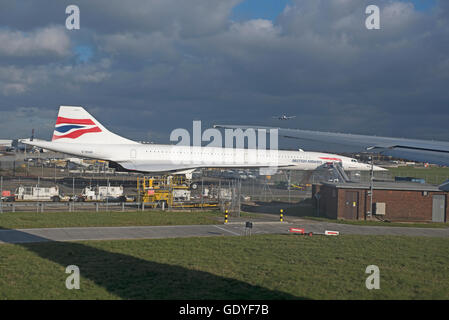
[20,106,386,173]
[24,139,377,172]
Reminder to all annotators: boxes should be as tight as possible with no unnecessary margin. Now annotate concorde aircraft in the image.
[21,106,384,174]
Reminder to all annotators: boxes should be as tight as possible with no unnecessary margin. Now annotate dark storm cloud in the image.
[0,0,448,144]
[0,0,241,36]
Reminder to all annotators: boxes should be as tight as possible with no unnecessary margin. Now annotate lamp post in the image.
[0,176,3,213]
[368,155,374,218]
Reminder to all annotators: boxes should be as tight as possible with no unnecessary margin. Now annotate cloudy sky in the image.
[0,0,448,149]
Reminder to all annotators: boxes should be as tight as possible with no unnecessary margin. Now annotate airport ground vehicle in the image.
[81,186,124,201]
[1,191,15,202]
[69,195,86,202]
[137,176,214,208]
[15,186,61,202]
[103,195,127,203]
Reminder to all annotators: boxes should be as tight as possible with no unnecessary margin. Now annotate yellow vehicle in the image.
[137,176,218,209]
[143,189,172,207]
[137,176,188,208]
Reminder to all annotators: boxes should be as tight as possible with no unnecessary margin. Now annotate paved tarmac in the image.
[0,222,290,244]
[290,220,449,237]
[0,217,448,244]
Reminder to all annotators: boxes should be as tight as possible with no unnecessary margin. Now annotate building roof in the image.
[321,181,443,192]
[438,180,449,192]
[0,140,12,147]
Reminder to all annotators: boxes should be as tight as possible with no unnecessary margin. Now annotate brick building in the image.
[312,182,448,223]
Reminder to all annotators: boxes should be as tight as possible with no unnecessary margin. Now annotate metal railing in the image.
[0,201,181,213]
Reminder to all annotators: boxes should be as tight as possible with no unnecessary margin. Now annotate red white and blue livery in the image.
[53,116,102,141]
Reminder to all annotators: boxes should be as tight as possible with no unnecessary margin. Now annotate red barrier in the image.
[289,228,305,234]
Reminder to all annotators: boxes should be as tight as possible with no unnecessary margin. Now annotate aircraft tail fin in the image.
[52,106,137,144]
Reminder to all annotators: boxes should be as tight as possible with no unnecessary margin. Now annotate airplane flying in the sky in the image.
[21,106,385,174]
[273,114,296,120]
[214,124,449,166]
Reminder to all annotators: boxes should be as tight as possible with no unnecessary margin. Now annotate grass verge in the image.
[388,166,449,185]
[0,210,223,229]
[1,234,448,299]
[301,216,449,228]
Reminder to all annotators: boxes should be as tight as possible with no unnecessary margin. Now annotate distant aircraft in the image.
[20,106,384,174]
[273,114,296,120]
[214,124,449,166]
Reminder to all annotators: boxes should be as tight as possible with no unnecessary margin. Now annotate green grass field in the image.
[388,166,449,185]
[302,216,449,228]
[0,210,223,229]
[1,234,448,300]
[1,208,445,230]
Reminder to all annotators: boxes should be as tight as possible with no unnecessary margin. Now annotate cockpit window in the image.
[351,159,358,162]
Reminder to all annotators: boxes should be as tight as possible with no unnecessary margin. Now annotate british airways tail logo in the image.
[52,117,102,140]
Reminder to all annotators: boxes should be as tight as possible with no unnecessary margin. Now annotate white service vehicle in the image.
[15,186,61,202]
[173,189,191,201]
[82,186,124,201]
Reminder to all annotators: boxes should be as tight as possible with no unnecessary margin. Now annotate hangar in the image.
[312,182,448,223]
